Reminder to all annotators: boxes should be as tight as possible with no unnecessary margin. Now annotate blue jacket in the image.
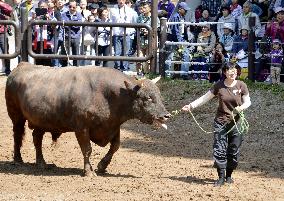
[232,35,248,54]
[60,11,83,40]
[168,13,186,42]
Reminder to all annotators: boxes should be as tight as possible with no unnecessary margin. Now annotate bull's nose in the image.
[164,113,172,119]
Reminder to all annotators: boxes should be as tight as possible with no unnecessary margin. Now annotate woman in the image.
[182,62,251,186]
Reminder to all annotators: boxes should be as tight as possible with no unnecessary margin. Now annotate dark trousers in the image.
[213,120,243,170]
[0,33,10,74]
[95,45,110,67]
[61,38,81,67]
[34,42,53,66]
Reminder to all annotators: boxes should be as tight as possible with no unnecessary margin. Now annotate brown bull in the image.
[5,62,170,176]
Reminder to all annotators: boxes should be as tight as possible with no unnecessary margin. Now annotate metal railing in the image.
[0,20,21,59]
[27,20,153,62]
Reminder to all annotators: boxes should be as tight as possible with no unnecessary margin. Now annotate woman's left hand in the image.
[234,106,242,113]
[182,104,192,112]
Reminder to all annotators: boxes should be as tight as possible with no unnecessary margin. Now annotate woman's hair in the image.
[222,62,241,77]
[221,5,231,14]
[97,6,108,18]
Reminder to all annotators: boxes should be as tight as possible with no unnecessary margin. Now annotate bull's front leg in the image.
[97,130,120,174]
[75,129,93,177]
[32,129,46,168]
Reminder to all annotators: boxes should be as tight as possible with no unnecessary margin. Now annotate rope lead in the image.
[171,109,249,135]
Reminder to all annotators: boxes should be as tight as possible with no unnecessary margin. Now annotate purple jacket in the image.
[270,49,283,65]
[158,0,175,19]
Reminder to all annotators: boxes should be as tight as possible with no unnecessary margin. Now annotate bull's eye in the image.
[147,97,152,102]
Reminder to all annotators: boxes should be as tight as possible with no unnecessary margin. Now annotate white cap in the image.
[275,7,284,14]
[240,25,249,31]
[223,23,234,31]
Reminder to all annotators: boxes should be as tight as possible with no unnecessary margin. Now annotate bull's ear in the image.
[124,81,142,93]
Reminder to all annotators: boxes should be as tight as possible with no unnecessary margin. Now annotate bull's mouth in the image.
[153,114,171,130]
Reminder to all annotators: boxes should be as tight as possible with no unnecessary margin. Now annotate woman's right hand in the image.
[182,104,192,112]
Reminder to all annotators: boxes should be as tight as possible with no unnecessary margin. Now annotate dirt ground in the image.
[0,76,283,201]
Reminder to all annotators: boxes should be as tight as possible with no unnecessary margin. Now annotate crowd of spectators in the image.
[0,0,162,74]
[166,0,284,84]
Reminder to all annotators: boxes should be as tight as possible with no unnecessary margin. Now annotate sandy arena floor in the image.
[0,76,283,201]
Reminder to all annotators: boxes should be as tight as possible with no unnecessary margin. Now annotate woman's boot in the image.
[226,168,234,183]
[214,168,225,186]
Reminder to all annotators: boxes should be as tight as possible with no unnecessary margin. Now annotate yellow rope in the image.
[188,110,213,134]
[231,110,250,135]
[172,109,249,135]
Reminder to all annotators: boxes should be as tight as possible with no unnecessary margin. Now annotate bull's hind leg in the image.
[75,129,93,176]
[97,130,120,174]
[13,118,26,163]
[32,129,46,168]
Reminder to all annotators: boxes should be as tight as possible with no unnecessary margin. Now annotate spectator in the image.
[126,0,138,56]
[136,1,160,76]
[81,14,96,66]
[209,42,230,82]
[194,9,215,37]
[0,0,12,75]
[198,9,215,23]
[231,25,249,68]
[219,23,235,52]
[94,6,112,67]
[168,2,189,42]
[166,2,190,78]
[20,0,36,20]
[192,24,217,80]
[230,0,243,18]
[194,5,203,22]
[110,0,137,71]
[157,0,175,20]
[79,0,91,21]
[89,3,99,19]
[270,0,284,14]
[201,0,222,20]
[60,0,83,66]
[232,25,249,54]
[47,0,56,18]
[217,5,236,39]
[250,1,264,17]
[32,0,56,66]
[251,0,269,21]
[269,38,283,84]
[12,0,21,25]
[237,1,261,36]
[53,0,69,67]
[265,6,284,42]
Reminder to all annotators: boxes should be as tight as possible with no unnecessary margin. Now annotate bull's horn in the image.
[151,76,161,84]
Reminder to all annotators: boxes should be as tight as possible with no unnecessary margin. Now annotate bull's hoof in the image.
[14,156,23,164]
[35,161,47,169]
[95,168,107,175]
[97,161,108,173]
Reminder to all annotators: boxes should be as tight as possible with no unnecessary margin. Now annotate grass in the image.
[147,74,284,101]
